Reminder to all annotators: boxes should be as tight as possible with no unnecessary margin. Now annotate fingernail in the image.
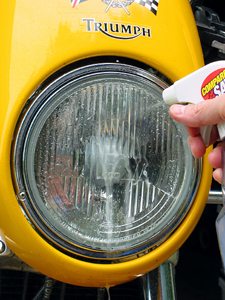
[170,104,185,115]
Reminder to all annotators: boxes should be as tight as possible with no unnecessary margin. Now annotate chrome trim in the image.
[141,261,177,300]
[0,241,5,255]
[0,233,11,257]
[208,189,223,205]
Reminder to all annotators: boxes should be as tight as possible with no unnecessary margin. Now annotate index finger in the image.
[169,94,225,127]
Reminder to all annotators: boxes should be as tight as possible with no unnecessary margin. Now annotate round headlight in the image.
[13,63,201,261]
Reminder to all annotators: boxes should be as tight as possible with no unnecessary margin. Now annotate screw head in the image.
[18,192,26,201]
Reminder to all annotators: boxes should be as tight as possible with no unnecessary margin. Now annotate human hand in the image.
[168,94,225,184]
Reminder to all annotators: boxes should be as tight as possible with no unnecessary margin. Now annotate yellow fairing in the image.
[0,0,212,287]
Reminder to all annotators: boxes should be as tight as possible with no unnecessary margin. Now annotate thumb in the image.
[169,94,225,127]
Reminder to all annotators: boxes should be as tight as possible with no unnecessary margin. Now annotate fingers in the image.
[166,94,225,185]
[208,143,222,168]
[206,143,223,184]
[187,135,206,158]
[185,125,219,157]
[169,94,225,127]
[212,168,222,184]
[188,140,223,184]
[186,126,219,158]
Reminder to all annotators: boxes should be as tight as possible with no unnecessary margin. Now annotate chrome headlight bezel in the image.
[12,62,201,262]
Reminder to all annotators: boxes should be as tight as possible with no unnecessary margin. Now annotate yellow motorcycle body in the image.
[0,0,212,287]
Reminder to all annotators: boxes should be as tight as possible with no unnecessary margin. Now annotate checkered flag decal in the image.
[135,0,160,15]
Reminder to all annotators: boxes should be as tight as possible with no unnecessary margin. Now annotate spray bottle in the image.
[162,60,225,269]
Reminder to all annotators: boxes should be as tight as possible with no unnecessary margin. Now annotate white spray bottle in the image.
[162,60,225,269]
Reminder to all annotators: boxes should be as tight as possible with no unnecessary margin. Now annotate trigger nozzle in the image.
[162,86,177,105]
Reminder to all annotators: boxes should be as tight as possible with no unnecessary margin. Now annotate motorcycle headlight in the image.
[13,63,200,261]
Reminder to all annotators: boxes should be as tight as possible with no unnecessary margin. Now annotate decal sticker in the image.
[201,68,225,100]
[70,0,87,8]
[134,0,160,15]
[71,0,160,15]
[82,18,151,39]
[103,0,160,15]
[103,0,132,14]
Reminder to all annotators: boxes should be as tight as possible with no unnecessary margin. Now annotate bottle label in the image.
[201,68,225,99]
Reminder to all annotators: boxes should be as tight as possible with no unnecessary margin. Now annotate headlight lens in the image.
[13,63,201,261]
